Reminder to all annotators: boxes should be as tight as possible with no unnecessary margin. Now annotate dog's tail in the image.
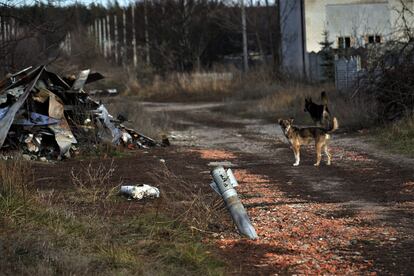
[321,91,328,105]
[327,117,338,133]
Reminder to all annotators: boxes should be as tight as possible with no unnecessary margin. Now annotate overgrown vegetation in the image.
[251,84,376,129]
[122,70,236,102]
[0,158,33,223]
[319,30,335,82]
[128,66,376,130]
[0,159,225,275]
[373,116,414,156]
[97,52,380,128]
[350,2,414,121]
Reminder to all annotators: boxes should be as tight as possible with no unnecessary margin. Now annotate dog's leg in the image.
[314,143,322,166]
[292,144,300,166]
[324,144,331,165]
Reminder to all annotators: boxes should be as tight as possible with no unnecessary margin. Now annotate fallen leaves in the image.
[211,169,398,275]
[330,146,375,162]
[401,181,414,194]
[188,149,237,160]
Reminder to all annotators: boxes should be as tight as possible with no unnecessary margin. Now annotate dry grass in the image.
[124,68,240,102]
[213,80,377,130]
[70,160,120,204]
[226,66,283,101]
[149,163,225,231]
[251,83,377,129]
[55,60,377,131]
[105,97,170,140]
[83,142,129,158]
[373,115,414,156]
[116,65,377,129]
[124,66,282,102]
[0,158,225,275]
[0,158,33,222]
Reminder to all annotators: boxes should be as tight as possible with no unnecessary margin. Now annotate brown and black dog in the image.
[278,117,338,166]
[304,91,331,127]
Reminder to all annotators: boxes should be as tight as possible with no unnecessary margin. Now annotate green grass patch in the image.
[372,116,414,156]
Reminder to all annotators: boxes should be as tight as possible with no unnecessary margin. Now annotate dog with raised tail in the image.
[278,117,338,166]
[304,91,331,127]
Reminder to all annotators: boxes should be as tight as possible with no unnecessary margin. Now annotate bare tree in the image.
[241,0,248,72]
[359,1,414,121]
[0,1,76,75]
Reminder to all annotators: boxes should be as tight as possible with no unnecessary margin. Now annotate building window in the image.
[345,37,351,48]
[368,35,375,44]
[367,35,382,45]
[338,37,344,48]
[338,36,351,49]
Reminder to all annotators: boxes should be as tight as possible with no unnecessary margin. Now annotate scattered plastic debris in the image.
[120,184,160,200]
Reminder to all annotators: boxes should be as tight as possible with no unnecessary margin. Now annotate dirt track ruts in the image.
[143,101,414,275]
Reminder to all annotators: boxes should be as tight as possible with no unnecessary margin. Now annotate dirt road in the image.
[143,101,414,275]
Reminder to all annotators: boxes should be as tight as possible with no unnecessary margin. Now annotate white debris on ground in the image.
[120,185,160,200]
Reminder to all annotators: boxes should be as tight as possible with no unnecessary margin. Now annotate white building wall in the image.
[326,2,391,48]
[305,0,328,53]
[304,0,414,52]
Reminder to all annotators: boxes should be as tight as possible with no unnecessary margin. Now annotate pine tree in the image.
[319,30,335,81]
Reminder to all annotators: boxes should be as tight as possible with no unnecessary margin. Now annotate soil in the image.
[33,101,414,275]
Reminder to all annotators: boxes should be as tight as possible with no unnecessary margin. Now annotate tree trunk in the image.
[273,0,282,74]
[144,0,151,66]
[241,0,249,72]
[114,14,118,65]
[122,8,127,68]
[131,4,137,68]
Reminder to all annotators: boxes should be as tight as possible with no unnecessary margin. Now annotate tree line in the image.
[0,0,281,75]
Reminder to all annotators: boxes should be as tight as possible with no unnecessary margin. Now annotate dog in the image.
[304,91,331,127]
[278,117,338,166]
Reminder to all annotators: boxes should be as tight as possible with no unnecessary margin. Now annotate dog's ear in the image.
[277,118,282,124]
[288,118,294,124]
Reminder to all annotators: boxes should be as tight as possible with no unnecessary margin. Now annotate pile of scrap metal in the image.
[0,65,160,161]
